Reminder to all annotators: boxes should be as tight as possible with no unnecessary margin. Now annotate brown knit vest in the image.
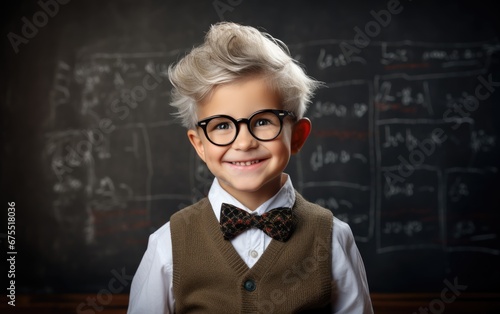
[170,192,333,313]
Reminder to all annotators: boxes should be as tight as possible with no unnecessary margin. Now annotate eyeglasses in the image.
[196,109,296,146]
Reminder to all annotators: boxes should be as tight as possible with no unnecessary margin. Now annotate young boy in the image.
[128,22,373,313]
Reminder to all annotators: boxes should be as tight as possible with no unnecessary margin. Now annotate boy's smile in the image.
[187,76,311,210]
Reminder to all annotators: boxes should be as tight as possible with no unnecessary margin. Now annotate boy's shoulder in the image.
[170,197,211,226]
[295,194,357,242]
[294,192,333,219]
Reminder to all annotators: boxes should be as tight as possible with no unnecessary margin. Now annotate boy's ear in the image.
[291,118,312,154]
[187,129,207,163]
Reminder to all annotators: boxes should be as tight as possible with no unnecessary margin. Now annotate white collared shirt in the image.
[128,176,373,313]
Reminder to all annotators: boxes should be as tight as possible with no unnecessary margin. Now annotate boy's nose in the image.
[231,124,258,150]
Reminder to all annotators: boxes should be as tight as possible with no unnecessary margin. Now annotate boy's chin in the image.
[220,177,282,195]
[222,182,265,194]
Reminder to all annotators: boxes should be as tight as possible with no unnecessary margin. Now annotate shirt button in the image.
[243,279,256,292]
[250,250,259,258]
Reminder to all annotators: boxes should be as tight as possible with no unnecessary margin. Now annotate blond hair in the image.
[168,22,321,129]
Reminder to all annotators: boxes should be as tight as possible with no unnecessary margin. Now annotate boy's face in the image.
[187,76,311,208]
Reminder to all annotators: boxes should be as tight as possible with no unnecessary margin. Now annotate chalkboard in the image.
[3,0,500,295]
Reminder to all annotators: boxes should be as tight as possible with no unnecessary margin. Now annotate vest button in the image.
[250,250,259,258]
[243,279,256,292]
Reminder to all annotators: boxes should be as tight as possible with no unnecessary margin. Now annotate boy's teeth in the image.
[232,160,260,166]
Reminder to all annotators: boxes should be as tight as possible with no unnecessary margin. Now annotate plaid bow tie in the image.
[220,203,294,242]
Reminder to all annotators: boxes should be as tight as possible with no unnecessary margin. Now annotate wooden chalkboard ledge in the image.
[0,293,499,313]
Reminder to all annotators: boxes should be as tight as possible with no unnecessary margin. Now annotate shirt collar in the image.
[208,174,296,222]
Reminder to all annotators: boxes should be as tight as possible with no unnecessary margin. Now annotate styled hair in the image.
[168,22,322,129]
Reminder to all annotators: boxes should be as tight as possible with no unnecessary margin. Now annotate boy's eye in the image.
[214,122,231,130]
[254,118,272,127]
[208,119,234,132]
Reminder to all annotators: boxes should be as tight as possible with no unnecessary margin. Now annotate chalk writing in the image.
[317,48,351,69]
[310,145,368,171]
[309,100,368,119]
[382,220,423,237]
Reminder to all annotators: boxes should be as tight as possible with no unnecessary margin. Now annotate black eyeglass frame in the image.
[196,109,296,146]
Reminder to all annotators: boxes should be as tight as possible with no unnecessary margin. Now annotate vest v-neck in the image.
[200,198,288,277]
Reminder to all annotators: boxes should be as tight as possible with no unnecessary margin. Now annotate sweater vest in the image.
[170,192,333,313]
